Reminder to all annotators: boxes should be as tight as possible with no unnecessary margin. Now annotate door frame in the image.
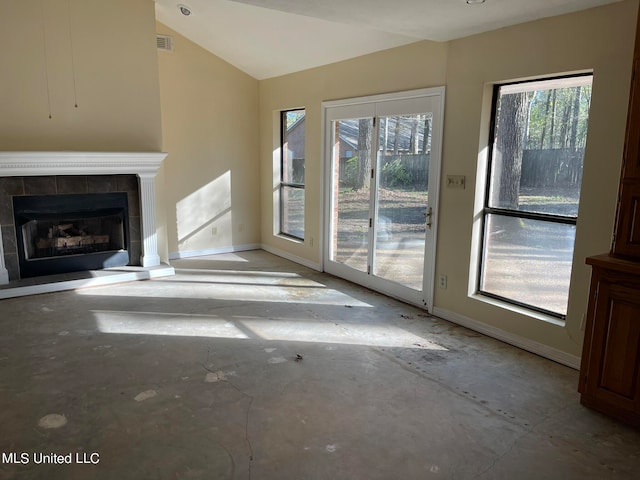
[320,87,445,311]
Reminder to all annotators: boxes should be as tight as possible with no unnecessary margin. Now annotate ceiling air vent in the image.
[156,35,173,52]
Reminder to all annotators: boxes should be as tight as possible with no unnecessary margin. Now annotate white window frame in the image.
[273,108,306,242]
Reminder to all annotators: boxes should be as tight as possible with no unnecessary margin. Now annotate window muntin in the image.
[280,109,305,240]
[479,74,592,318]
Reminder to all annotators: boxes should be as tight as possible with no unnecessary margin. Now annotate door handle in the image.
[426,207,433,229]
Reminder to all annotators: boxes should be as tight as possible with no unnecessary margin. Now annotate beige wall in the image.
[258,0,638,361]
[0,0,162,151]
[156,24,260,257]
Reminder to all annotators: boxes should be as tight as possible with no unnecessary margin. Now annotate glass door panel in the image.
[373,114,432,290]
[330,118,374,273]
[323,87,444,310]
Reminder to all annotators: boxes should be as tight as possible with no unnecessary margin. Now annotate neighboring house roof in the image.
[287,114,305,132]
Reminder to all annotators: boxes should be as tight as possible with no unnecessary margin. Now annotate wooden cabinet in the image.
[579,255,640,426]
[613,9,640,256]
[579,7,640,426]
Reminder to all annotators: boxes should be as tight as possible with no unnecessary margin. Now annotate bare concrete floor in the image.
[0,250,639,479]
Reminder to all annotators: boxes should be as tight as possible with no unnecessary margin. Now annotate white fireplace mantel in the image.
[0,151,168,285]
[0,151,167,177]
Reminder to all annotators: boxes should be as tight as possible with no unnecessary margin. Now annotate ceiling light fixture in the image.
[177,4,192,16]
[466,0,486,4]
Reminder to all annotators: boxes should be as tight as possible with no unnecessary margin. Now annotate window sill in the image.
[469,293,566,327]
[276,233,305,246]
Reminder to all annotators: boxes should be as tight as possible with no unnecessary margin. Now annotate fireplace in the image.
[13,192,130,278]
[0,151,169,286]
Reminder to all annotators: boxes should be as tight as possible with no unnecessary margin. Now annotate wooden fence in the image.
[337,148,584,190]
[339,154,430,189]
[521,148,584,187]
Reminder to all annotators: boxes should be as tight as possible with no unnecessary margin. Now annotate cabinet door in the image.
[621,58,640,179]
[612,181,640,257]
[583,277,640,418]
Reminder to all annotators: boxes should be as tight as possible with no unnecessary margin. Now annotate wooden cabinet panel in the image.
[599,297,640,398]
[580,256,640,426]
[613,181,640,257]
[621,58,640,179]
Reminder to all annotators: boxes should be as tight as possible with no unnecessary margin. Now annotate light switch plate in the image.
[446,175,466,189]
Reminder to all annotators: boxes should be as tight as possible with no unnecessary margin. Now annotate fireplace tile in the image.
[129,215,141,242]
[24,176,56,195]
[127,191,141,217]
[57,176,88,194]
[1,225,16,254]
[0,196,14,226]
[117,175,138,192]
[87,175,117,193]
[129,241,141,266]
[4,253,19,281]
[0,178,24,197]
[129,216,141,266]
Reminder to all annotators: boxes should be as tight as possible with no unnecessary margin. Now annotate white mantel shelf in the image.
[0,151,172,287]
[0,151,167,176]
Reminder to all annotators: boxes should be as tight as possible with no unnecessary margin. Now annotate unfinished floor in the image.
[0,250,639,479]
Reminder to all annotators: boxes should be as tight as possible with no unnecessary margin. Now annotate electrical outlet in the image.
[438,274,447,289]
[211,226,217,235]
[309,237,314,247]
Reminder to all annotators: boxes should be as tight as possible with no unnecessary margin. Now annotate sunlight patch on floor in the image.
[94,310,446,350]
[95,311,250,339]
[78,278,372,307]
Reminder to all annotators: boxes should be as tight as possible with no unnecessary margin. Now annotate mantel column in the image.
[0,226,8,284]
[137,173,161,268]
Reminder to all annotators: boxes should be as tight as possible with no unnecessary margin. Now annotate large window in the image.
[280,109,305,240]
[479,74,593,318]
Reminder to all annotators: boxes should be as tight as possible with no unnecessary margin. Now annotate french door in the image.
[322,88,444,310]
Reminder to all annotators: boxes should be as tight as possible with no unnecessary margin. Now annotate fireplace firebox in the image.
[13,193,130,278]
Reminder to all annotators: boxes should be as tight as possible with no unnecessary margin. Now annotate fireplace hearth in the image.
[13,193,130,278]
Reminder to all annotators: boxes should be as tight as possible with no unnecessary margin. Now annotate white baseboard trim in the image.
[261,244,322,272]
[432,307,581,370]
[169,244,261,260]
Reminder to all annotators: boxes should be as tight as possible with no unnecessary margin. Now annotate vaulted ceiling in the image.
[154,0,622,80]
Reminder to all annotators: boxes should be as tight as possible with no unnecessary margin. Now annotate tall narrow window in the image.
[479,74,593,318]
[280,109,305,240]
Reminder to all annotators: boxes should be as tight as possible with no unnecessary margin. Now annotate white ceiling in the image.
[154,0,622,80]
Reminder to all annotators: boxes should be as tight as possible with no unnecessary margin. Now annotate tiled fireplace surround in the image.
[0,152,169,287]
